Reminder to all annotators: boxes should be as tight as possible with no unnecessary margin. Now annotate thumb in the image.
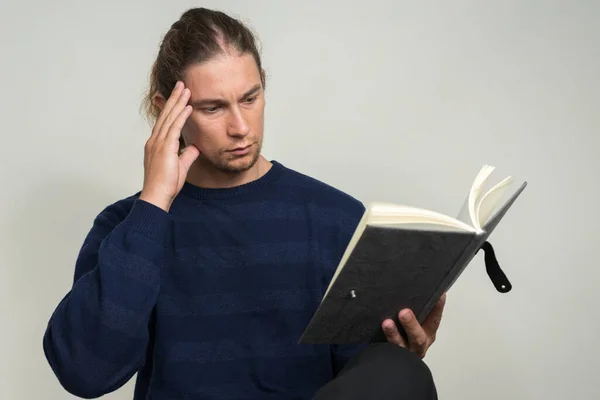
[179,145,200,175]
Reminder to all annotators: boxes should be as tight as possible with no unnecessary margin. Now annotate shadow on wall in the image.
[6,174,135,399]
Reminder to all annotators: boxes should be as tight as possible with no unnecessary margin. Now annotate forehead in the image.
[183,52,261,98]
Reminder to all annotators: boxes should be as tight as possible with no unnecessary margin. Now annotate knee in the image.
[315,343,437,400]
[357,343,437,393]
[369,343,434,379]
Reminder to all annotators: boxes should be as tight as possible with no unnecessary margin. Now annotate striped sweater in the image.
[43,160,367,399]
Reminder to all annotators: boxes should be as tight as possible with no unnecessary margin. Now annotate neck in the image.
[185,155,272,189]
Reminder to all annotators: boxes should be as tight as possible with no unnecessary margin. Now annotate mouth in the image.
[227,143,253,155]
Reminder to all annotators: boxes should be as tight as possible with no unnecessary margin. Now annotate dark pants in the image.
[313,343,438,400]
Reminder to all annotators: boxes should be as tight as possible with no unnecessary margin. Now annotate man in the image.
[43,7,445,399]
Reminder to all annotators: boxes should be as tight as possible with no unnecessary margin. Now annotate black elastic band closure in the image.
[479,241,512,293]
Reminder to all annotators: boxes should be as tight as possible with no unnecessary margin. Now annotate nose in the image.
[227,106,250,137]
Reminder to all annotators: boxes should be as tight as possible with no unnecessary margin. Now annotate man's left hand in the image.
[381,293,447,359]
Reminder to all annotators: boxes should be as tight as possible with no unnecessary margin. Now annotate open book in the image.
[299,165,527,344]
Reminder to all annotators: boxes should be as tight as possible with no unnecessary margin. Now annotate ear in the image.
[153,92,167,111]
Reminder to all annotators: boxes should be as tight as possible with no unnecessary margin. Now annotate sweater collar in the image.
[178,160,285,200]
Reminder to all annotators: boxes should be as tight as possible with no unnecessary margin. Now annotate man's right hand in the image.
[139,81,200,212]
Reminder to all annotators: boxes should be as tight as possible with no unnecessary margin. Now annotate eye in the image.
[243,96,257,104]
[203,106,220,114]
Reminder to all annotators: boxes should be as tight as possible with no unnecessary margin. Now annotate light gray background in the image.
[1,0,598,399]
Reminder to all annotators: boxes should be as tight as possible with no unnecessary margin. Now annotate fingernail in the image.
[401,311,412,322]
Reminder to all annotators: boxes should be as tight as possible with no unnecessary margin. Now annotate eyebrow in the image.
[189,83,262,108]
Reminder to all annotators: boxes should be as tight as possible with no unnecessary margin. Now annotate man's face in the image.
[180,51,265,174]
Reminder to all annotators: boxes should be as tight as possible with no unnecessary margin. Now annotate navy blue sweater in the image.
[43,160,367,399]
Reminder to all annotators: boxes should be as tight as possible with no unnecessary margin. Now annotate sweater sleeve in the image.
[43,198,172,398]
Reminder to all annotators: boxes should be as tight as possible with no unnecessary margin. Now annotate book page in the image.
[476,176,514,226]
[468,165,495,231]
[367,202,476,232]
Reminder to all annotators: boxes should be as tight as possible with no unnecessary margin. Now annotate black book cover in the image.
[299,181,527,344]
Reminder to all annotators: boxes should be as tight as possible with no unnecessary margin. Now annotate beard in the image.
[207,140,262,174]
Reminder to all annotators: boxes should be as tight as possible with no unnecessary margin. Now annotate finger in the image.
[166,104,192,144]
[422,293,446,338]
[153,81,184,137]
[399,309,428,357]
[179,144,200,177]
[382,319,407,347]
[159,88,191,140]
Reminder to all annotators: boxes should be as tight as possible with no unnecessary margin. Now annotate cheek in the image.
[182,118,219,149]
